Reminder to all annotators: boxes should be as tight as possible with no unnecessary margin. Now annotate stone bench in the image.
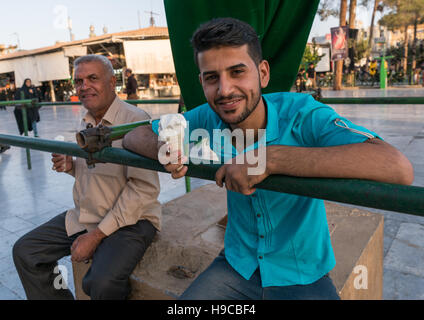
[73,184,383,300]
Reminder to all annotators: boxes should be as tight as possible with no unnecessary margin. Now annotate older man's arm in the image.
[123,124,188,179]
[123,125,160,160]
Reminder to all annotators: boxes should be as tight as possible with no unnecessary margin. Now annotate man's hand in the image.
[51,153,73,172]
[71,228,106,263]
[215,148,270,196]
[158,141,188,179]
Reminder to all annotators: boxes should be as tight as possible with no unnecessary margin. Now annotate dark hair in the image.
[191,17,262,67]
[23,78,31,87]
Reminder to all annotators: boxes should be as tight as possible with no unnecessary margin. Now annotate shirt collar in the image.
[82,95,119,127]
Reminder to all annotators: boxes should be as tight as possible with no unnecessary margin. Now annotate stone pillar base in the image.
[73,184,383,300]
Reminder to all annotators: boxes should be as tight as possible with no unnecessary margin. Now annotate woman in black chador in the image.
[14,78,41,137]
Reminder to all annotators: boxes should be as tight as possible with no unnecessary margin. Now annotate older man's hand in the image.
[51,153,73,172]
[71,228,106,263]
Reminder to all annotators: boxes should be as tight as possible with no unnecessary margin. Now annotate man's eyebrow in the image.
[201,63,248,77]
[227,63,247,70]
[74,73,98,81]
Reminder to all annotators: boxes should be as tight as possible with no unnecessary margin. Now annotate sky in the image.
[0,1,385,51]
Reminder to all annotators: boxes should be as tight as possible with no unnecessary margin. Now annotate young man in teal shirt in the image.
[123,18,413,299]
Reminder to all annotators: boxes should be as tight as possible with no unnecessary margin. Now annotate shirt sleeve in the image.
[292,96,382,147]
[65,159,76,177]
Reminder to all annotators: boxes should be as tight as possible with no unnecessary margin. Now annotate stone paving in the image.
[0,88,423,299]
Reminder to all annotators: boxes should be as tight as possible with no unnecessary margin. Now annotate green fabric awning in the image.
[164,0,319,110]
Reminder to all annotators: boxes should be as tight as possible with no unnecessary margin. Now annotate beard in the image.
[213,82,262,126]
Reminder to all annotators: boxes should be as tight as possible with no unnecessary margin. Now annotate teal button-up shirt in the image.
[153,92,380,287]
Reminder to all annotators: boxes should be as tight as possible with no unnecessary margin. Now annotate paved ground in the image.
[0,88,423,299]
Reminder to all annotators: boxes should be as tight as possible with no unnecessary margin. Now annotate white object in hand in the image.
[158,114,187,154]
[190,137,219,162]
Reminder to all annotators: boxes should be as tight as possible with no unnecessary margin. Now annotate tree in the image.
[333,0,348,90]
[403,0,424,81]
[354,39,371,64]
[360,0,384,49]
[317,0,364,90]
[317,0,339,21]
[301,40,325,68]
[379,0,424,78]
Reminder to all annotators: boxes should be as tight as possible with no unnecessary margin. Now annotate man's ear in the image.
[259,60,270,89]
[198,73,203,86]
[110,75,117,89]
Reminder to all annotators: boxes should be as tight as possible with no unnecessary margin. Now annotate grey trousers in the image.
[12,212,156,300]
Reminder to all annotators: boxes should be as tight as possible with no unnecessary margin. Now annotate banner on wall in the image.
[330,26,348,61]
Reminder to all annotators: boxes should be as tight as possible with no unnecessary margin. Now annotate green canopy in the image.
[164,0,320,110]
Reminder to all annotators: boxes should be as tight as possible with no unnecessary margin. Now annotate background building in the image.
[0,26,179,102]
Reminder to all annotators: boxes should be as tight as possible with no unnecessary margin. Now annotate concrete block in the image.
[326,202,384,300]
[73,185,383,300]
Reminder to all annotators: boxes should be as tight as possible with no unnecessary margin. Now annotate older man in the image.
[13,55,161,300]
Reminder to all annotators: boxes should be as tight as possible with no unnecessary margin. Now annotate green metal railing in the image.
[2,95,424,169]
[36,99,180,107]
[1,95,424,203]
[0,99,33,106]
[0,98,179,169]
[319,97,424,105]
[0,133,423,217]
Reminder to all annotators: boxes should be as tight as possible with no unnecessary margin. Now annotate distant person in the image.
[1,87,11,150]
[295,68,306,92]
[125,68,139,100]
[369,59,378,86]
[14,78,41,137]
[0,88,7,110]
[306,63,316,89]
[6,84,15,102]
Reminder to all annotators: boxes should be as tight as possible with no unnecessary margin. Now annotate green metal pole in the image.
[180,104,191,193]
[380,57,387,89]
[1,133,424,217]
[319,97,424,105]
[36,99,179,107]
[108,120,153,140]
[0,99,33,107]
[19,91,32,170]
[19,96,424,109]
[30,96,424,108]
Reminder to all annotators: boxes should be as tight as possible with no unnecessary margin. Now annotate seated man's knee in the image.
[82,272,129,300]
[12,233,33,266]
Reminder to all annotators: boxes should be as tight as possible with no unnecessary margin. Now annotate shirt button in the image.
[260,235,264,239]
[259,256,263,260]
[257,213,261,218]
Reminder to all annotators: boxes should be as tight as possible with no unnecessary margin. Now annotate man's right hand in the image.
[51,153,73,172]
[158,143,188,179]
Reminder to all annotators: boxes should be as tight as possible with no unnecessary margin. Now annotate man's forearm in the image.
[265,139,414,185]
[123,125,159,160]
